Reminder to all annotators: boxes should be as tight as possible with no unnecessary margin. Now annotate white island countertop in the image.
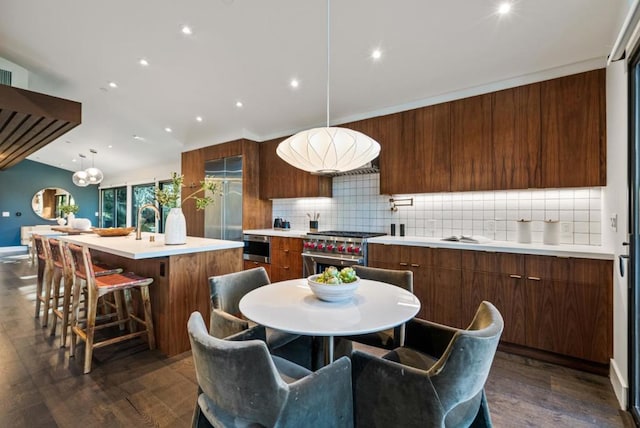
[243,228,309,238]
[367,235,615,260]
[59,232,243,260]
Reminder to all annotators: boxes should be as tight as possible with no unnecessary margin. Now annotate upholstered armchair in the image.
[347,265,413,349]
[209,267,315,368]
[188,311,354,428]
[351,301,504,428]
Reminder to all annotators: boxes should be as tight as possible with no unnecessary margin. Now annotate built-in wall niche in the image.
[32,188,74,220]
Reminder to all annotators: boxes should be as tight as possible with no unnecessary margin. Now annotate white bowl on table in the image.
[307,274,360,302]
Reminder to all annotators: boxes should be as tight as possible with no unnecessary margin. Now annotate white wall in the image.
[604,59,631,409]
[99,159,180,188]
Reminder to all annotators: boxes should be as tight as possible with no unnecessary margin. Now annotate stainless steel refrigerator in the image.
[204,155,242,241]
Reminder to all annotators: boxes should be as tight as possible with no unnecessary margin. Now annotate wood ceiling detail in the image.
[0,84,81,170]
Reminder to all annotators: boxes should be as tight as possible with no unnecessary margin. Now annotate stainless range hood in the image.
[325,156,380,177]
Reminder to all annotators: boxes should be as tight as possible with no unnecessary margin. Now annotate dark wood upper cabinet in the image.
[394,103,452,194]
[259,137,332,199]
[492,84,542,189]
[342,113,405,195]
[450,94,494,191]
[540,69,606,187]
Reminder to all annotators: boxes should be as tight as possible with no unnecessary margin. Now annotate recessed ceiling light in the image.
[139,58,149,66]
[235,101,243,108]
[498,2,511,14]
[290,79,299,88]
[72,158,77,163]
[181,25,193,35]
[108,145,113,148]
[196,116,203,122]
[108,81,118,88]
[133,135,145,141]
[165,127,173,133]
[371,49,382,60]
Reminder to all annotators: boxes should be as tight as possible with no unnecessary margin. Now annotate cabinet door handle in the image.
[283,266,290,270]
[527,276,541,281]
[284,249,289,253]
[399,262,408,266]
[509,274,522,279]
[411,263,420,268]
[252,261,259,265]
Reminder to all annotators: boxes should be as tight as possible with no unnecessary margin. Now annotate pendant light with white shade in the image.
[85,148,104,185]
[72,154,89,187]
[276,0,380,174]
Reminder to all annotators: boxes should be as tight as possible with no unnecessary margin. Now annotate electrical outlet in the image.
[610,213,618,232]
[484,220,495,233]
[1,212,9,217]
[560,222,573,234]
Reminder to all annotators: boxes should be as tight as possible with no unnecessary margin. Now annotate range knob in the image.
[310,242,317,249]
[347,246,354,253]
[337,245,345,252]
[317,243,325,251]
[354,247,361,254]
[327,244,335,252]
[304,242,311,249]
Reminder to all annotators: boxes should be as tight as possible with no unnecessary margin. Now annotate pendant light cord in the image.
[326,0,331,128]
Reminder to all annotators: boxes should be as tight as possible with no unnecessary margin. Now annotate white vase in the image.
[66,213,75,228]
[164,207,187,245]
[57,217,66,226]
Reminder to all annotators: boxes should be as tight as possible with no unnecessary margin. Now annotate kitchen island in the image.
[60,232,243,356]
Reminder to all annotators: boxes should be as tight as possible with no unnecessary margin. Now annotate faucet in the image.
[136,203,161,240]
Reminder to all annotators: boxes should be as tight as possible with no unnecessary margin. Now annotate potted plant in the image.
[58,204,79,226]
[155,173,219,244]
[59,204,79,216]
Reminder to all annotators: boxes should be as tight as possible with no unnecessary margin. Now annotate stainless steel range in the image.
[302,230,386,277]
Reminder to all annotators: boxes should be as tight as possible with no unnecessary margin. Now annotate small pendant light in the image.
[72,154,89,187]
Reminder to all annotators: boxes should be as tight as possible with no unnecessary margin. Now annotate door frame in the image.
[627,45,640,424]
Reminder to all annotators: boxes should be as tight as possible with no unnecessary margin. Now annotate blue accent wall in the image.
[0,159,99,247]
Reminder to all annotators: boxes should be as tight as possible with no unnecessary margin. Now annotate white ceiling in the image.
[0,0,628,184]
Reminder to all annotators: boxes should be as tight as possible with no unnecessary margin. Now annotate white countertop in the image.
[243,228,308,238]
[367,235,615,260]
[59,232,243,260]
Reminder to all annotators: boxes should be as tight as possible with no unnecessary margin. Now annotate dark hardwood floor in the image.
[0,251,634,427]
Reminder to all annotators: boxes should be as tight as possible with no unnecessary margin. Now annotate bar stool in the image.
[50,239,124,347]
[67,243,156,374]
[33,234,54,327]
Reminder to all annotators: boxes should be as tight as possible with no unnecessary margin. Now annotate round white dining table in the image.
[239,278,421,364]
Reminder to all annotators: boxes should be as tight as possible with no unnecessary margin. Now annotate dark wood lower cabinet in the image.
[270,237,303,283]
[524,256,612,364]
[461,252,526,345]
[368,244,464,328]
[243,259,271,278]
[369,244,612,367]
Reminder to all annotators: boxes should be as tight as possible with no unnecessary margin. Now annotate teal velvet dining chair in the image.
[209,267,316,369]
[346,265,413,349]
[351,301,504,428]
[188,311,354,428]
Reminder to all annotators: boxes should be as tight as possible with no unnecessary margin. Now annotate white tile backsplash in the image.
[272,173,603,245]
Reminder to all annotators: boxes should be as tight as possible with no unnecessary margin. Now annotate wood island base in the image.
[92,247,242,356]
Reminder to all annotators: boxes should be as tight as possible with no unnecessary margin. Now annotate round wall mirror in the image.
[32,188,75,220]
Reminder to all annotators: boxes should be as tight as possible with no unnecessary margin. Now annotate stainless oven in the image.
[302,253,362,277]
[243,234,270,263]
